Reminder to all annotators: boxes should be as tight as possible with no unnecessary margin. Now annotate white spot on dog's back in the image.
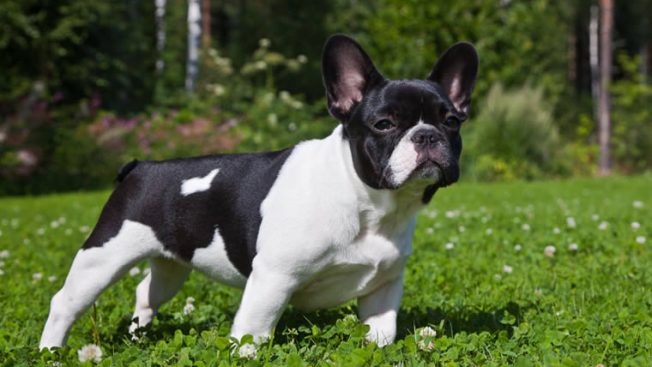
[191,228,247,288]
[180,168,219,196]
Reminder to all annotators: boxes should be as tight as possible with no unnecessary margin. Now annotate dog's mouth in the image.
[412,160,449,186]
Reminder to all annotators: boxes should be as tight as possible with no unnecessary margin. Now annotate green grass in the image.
[1,176,651,366]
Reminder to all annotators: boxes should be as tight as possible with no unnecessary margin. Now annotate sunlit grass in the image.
[1,176,651,365]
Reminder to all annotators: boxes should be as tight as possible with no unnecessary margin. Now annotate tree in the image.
[186,0,201,92]
[598,0,613,175]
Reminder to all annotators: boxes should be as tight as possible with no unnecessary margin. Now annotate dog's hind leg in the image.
[129,257,191,336]
[39,220,162,349]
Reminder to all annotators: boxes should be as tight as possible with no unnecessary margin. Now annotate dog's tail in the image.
[116,159,139,183]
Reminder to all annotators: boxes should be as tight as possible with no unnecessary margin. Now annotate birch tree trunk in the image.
[155,0,166,74]
[589,5,599,122]
[186,0,202,93]
[598,0,613,175]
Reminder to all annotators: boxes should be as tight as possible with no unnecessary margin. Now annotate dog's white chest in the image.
[290,224,412,311]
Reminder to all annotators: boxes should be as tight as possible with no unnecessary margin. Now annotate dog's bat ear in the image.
[428,42,478,117]
[322,34,385,121]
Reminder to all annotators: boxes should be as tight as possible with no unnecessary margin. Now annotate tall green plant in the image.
[462,84,562,181]
[611,53,652,172]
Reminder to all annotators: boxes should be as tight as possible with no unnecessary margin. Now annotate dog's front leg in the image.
[357,274,404,347]
[230,260,299,343]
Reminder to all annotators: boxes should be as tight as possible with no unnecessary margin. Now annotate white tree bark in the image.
[598,0,613,175]
[155,0,166,74]
[589,5,599,121]
[186,0,202,92]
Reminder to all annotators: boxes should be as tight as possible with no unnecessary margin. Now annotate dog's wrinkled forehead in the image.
[365,80,455,123]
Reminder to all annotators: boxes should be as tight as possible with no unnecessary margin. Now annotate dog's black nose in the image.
[411,129,437,145]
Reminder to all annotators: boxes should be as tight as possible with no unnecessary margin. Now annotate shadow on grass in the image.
[106,309,236,346]
[395,301,529,338]
[104,301,530,345]
[275,300,530,343]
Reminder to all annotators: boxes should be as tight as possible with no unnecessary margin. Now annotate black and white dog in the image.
[40,35,477,349]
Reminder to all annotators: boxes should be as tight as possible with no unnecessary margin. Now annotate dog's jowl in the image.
[40,35,478,349]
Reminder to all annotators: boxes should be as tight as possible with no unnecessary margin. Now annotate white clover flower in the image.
[591,214,600,221]
[0,250,9,258]
[514,244,522,252]
[418,326,437,337]
[297,54,308,64]
[186,297,195,304]
[417,326,436,351]
[23,238,30,245]
[48,275,57,282]
[65,228,73,235]
[598,221,608,231]
[79,225,90,233]
[50,221,60,229]
[485,228,493,235]
[521,223,531,231]
[553,227,561,234]
[566,217,576,229]
[0,269,4,276]
[503,265,513,274]
[568,243,578,251]
[258,38,271,48]
[58,216,66,224]
[78,344,102,363]
[534,288,543,297]
[636,236,646,244]
[544,245,556,257]
[445,243,455,250]
[183,303,195,315]
[33,272,43,281]
[238,343,258,360]
[631,222,641,230]
[425,227,434,235]
[633,200,644,209]
[36,227,45,236]
[128,267,141,276]
[458,225,465,233]
[445,210,457,218]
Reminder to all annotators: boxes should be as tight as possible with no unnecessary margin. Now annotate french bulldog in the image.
[40,34,478,349]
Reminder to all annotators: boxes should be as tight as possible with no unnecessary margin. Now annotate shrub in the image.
[611,53,652,173]
[462,84,565,181]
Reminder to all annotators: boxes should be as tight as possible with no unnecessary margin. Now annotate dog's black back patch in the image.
[82,149,293,277]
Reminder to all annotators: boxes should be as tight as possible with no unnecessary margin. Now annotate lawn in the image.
[1,176,651,366]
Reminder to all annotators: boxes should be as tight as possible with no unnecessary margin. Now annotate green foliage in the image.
[611,53,652,173]
[462,84,566,181]
[1,0,651,194]
[1,176,651,364]
[360,0,572,103]
[0,0,157,111]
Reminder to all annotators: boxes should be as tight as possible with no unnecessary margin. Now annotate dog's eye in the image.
[443,116,461,130]
[373,119,396,132]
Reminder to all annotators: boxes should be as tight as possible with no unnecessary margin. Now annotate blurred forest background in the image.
[1,0,651,195]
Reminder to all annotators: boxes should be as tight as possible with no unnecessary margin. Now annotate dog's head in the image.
[322,35,478,202]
